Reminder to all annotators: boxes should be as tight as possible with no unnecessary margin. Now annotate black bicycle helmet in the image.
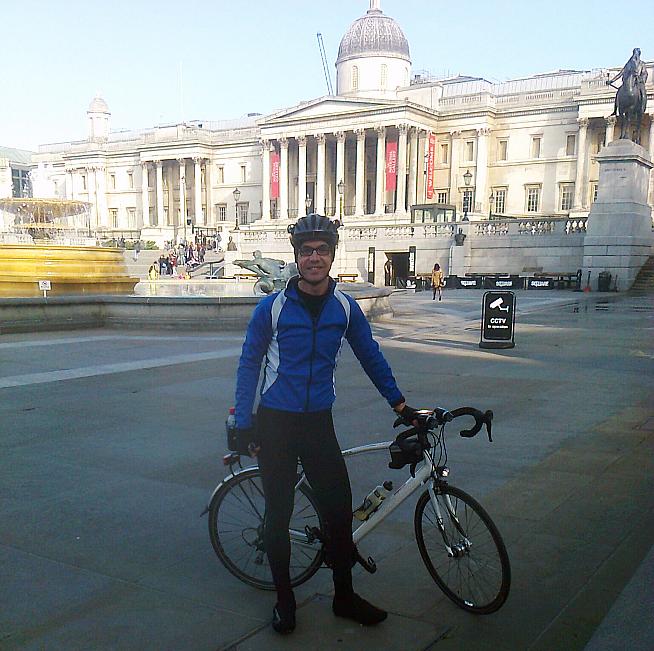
[287,213,340,252]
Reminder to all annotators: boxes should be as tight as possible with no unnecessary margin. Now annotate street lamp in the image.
[337,179,345,224]
[305,195,312,215]
[462,169,472,220]
[489,190,494,220]
[232,187,241,231]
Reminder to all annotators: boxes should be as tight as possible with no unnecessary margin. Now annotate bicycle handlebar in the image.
[393,406,493,442]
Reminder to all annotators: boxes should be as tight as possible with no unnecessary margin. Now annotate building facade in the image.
[28,1,653,277]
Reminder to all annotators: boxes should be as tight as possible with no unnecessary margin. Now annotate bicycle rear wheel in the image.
[414,484,510,614]
[208,467,325,590]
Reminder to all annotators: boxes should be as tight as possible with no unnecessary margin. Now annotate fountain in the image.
[0,198,138,297]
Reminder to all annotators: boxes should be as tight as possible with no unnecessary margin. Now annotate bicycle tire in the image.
[208,466,325,590]
[414,484,511,614]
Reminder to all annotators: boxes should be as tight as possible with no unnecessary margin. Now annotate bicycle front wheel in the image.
[414,484,510,614]
[208,467,325,590]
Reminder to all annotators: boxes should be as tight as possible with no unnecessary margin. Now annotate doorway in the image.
[385,252,409,287]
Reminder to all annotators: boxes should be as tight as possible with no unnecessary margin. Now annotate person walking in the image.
[431,262,444,301]
[232,213,418,635]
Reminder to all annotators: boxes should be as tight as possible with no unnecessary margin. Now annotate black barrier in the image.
[527,277,555,290]
[444,275,460,289]
[459,277,483,289]
[480,291,516,349]
[483,276,522,290]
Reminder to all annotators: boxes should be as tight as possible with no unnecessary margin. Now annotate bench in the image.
[337,273,358,283]
[233,273,258,281]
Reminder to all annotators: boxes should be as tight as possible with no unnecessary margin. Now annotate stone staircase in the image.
[121,248,225,280]
[631,255,654,291]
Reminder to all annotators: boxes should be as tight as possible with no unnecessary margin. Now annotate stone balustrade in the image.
[474,217,587,237]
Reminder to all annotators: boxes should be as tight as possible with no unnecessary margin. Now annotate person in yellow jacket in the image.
[431,263,444,301]
[148,263,159,281]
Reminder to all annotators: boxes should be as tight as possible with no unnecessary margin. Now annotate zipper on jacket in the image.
[303,298,328,411]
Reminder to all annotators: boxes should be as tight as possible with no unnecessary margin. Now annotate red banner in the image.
[385,140,398,192]
[270,150,280,199]
[426,132,435,199]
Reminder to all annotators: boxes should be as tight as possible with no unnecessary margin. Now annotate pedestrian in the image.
[232,213,419,635]
[431,262,444,301]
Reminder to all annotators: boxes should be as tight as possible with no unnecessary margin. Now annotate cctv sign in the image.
[480,291,516,349]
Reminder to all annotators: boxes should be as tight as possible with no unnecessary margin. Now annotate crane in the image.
[316,33,334,96]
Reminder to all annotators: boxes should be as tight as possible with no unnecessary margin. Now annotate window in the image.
[465,140,474,162]
[217,166,224,184]
[531,137,542,159]
[352,65,359,91]
[462,190,474,214]
[128,171,134,189]
[127,208,136,228]
[237,202,249,225]
[81,174,87,191]
[440,143,449,164]
[437,191,448,204]
[110,174,116,190]
[526,186,541,212]
[109,208,118,228]
[493,188,506,214]
[559,183,574,211]
[216,203,227,221]
[240,165,247,184]
[380,64,388,89]
[497,139,508,161]
[566,134,576,156]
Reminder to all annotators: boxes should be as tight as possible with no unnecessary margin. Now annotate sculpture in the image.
[234,250,298,294]
[608,48,648,143]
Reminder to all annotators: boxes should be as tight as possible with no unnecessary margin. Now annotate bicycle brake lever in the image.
[485,410,493,442]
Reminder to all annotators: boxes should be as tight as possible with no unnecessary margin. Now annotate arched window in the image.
[380,64,388,89]
[352,66,359,91]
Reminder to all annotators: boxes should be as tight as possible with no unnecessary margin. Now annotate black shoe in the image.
[333,593,387,626]
[272,601,296,634]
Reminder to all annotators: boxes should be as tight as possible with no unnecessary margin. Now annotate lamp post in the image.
[337,179,344,224]
[489,190,494,220]
[305,195,311,215]
[232,187,240,231]
[462,169,472,220]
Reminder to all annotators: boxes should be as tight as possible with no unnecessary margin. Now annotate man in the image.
[610,47,648,115]
[233,214,417,634]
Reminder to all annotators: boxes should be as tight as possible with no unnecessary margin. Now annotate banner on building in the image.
[270,151,280,199]
[426,132,436,199]
[385,140,398,192]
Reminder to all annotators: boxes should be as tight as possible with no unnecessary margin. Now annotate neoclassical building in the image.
[30,0,653,277]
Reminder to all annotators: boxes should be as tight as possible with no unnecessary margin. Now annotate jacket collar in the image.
[285,275,336,301]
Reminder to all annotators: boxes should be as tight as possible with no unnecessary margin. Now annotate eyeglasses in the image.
[298,244,332,257]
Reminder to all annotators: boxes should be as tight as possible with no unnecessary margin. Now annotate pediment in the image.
[259,95,402,126]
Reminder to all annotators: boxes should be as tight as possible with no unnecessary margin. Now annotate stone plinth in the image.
[583,139,654,290]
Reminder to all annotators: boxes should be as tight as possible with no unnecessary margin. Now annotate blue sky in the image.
[2,0,652,150]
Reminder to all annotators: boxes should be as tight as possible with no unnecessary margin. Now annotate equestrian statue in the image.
[607,48,648,144]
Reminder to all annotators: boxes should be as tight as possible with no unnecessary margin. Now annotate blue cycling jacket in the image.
[235,276,404,428]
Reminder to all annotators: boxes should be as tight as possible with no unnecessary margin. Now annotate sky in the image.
[2,0,652,151]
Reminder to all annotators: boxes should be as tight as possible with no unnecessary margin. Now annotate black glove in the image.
[397,404,420,426]
[227,423,258,456]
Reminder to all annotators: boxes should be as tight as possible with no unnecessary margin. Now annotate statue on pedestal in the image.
[608,48,648,143]
[234,250,298,295]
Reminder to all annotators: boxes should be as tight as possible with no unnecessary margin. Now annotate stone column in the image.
[67,169,74,199]
[261,140,271,221]
[155,161,164,227]
[141,162,150,227]
[573,118,589,209]
[648,115,654,207]
[407,127,417,211]
[396,124,408,213]
[335,131,345,220]
[475,128,491,216]
[297,136,307,213]
[355,129,366,216]
[316,134,326,215]
[375,126,386,214]
[205,162,212,225]
[449,131,461,210]
[178,159,186,230]
[605,115,617,145]
[167,165,175,225]
[279,138,289,220]
[194,157,203,225]
[96,166,108,228]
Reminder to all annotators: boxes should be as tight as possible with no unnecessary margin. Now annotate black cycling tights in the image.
[257,406,354,601]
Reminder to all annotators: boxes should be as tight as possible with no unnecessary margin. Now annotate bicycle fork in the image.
[428,482,472,558]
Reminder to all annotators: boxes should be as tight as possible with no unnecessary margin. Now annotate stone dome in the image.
[337,3,410,65]
[88,96,110,114]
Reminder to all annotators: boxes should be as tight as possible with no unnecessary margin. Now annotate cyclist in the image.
[233,213,418,634]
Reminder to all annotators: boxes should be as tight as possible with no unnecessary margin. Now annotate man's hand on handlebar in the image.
[393,402,420,427]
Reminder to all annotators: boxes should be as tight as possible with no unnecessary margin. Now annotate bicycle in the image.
[203,406,511,614]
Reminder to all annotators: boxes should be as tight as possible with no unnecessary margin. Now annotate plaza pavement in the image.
[0,288,652,650]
